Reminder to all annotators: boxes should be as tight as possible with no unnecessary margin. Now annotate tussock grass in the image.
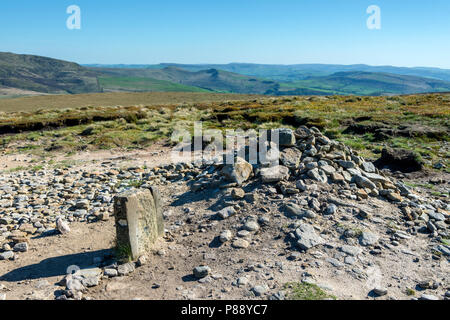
[0,92,261,113]
[284,282,336,300]
[0,93,448,169]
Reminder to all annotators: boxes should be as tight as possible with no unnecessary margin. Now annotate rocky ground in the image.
[0,127,448,300]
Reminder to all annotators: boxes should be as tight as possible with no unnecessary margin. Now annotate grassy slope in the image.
[0,92,262,113]
[92,66,279,94]
[98,76,212,93]
[167,63,450,82]
[96,66,450,96]
[0,93,448,172]
[0,52,100,94]
[3,52,450,96]
[278,72,450,96]
[91,63,450,82]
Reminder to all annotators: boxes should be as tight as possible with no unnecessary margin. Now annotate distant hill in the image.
[85,62,450,83]
[0,52,279,96]
[3,52,450,97]
[277,71,450,96]
[92,66,279,94]
[0,52,100,94]
[149,63,450,82]
[97,76,213,93]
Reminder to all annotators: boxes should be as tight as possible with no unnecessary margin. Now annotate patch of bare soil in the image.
[0,131,448,301]
[0,220,115,300]
[0,142,170,172]
[0,87,48,97]
[1,173,448,300]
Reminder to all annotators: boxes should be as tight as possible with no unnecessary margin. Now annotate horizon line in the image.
[2,51,450,71]
[81,61,450,71]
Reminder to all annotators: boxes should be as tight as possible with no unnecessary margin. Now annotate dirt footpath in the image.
[0,146,449,300]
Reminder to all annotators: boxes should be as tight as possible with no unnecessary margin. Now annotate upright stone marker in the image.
[114,187,164,260]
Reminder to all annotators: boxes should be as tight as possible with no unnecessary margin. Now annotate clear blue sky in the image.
[1,0,450,68]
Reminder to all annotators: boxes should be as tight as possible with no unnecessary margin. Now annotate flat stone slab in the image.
[260,165,290,183]
[295,223,324,250]
[340,245,362,256]
[359,231,379,246]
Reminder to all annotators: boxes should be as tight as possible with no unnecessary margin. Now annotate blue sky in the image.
[1,0,450,68]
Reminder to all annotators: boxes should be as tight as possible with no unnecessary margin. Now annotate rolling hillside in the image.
[92,66,279,94]
[277,71,450,96]
[0,52,279,96]
[98,76,212,93]
[3,52,450,97]
[159,63,450,82]
[87,63,450,82]
[0,52,100,94]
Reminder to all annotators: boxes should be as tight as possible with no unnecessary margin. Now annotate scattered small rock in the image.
[56,218,70,234]
[117,262,135,276]
[373,287,388,297]
[193,266,211,279]
[232,239,249,249]
[251,285,269,297]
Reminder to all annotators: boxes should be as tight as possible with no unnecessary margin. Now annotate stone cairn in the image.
[190,126,409,203]
[184,126,448,256]
[1,125,448,300]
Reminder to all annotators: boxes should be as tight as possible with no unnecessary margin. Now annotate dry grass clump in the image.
[0,93,448,170]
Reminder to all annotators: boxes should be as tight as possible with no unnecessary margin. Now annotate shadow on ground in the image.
[170,186,223,210]
[181,274,198,282]
[0,249,114,282]
[170,180,262,212]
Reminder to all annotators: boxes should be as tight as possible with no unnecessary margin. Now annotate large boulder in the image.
[359,231,379,246]
[284,203,315,219]
[306,168,328,183]
[260,165,290,183]
[352,175,377,190]
[257,141,281,167]
[295,223,324,250]
[294,126,312,140]
[361,172,390,184]
[266,128,296,147]
[374,148,423,172]
[221,157,253,185]
[280,148,302,169]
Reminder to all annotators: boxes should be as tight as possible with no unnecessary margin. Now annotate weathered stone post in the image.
[113,186,164,260]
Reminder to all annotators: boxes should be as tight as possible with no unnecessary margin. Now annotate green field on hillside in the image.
[3,52,450,97]
[98,76,213,93]
[279,72,450,96]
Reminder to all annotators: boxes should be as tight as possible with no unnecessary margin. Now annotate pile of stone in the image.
[57,267,103,300]
[185,126,449,254]
[0,163,180,261]
[56,258,145,300]
[1,125,448,300]
[188,126,415,202]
